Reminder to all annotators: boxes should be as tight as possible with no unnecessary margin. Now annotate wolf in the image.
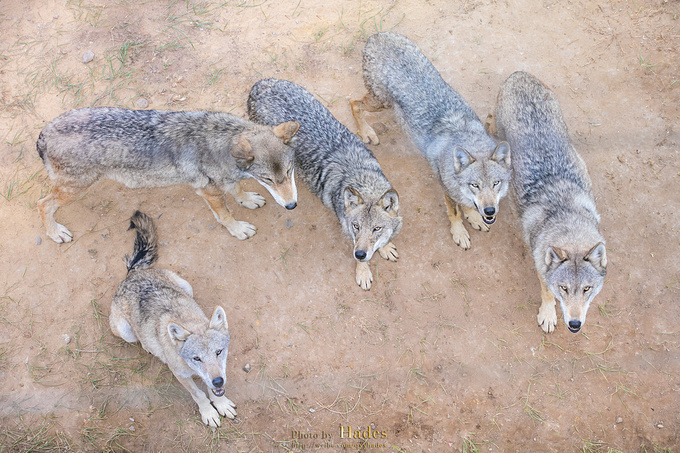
[109,211,236,427]
[247,79,402,290]
[350,32,511,250]
[495,71,607,334]
[36,107,299,243]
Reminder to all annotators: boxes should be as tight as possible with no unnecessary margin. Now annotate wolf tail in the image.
[125,211,159,272]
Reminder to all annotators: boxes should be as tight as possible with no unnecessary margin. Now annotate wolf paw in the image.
[47,223,73,243]
[464,211,490,233]
[450,223,471,250]
[363,127,380,145]
[537,304,558,334]
[237,191,266,210]
[224,220,257,240]
[378,242,399,261]
[211,396,237,419]
[355,262,373,290]
[199,403,222,428]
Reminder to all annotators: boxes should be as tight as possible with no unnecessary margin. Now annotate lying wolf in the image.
[37,107,299,242]
[247,78,402,290]
[351,32,511,250]
[495,71,607,333]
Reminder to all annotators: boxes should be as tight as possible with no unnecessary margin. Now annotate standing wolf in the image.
[37,108,299,243]
[247,79,402,290]
[495,71,607,334]
[110,211,236,427]
[350,32,511,250]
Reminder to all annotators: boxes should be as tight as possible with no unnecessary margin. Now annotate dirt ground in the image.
[0,0,679,451]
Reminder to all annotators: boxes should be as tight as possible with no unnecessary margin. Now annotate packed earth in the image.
[0,0,679,451]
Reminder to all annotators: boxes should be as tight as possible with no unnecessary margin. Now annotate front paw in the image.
[47,223,73,243]
[199,403,222,427]
[537,303,558,334]
[378,242,399,262]
[223,220,257,240]
[212,396,237,419]
[355,262,373,290]
[464,210,490,232]
[238,191,266,210]
[450,222,471,250]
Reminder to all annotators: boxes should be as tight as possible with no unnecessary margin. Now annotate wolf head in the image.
[545,243,607,333]
[232,121,300,210]
[343,187,402,262]
[168,306,230,397]
[453,142,511,224]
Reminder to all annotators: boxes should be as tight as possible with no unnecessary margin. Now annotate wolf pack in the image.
[35,32,607,427]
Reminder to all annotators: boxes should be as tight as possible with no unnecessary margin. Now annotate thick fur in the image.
[247,79,402,290]
[351,32,511,250]
[37,107,299,243]
[109,211,236,427]
[495,71,607,334]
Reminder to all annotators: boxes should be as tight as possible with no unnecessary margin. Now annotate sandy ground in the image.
[1,0,679,451]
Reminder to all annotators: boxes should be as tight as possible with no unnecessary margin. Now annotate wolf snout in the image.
[482,207,497,224]
[285,201,297,210]
[567,320,582,333]
[212,377,224,387]
[355,250,367,261]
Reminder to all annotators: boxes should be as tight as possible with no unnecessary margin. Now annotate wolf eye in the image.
[352,222,359,231]
[583,286,591,293]
[262,177,273,185]
[469,183,479,189]
[493,180,500,187]
[193,356,202,362]
[559,285,568,293]
[216,349,223,356]
[373,226,382,232]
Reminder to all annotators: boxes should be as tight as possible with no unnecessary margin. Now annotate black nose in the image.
[568,320,581,332]
[212,377,224,388]
[484,207,496,216]
[285,201,297,210]
[355,250,367,260]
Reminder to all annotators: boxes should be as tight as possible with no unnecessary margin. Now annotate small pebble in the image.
[285,218,293,229]
[62,334,72,345]
[36,236,42,245]
[242,363,251,373]
[657,423,664,429]
[308,408,315,413]
[53,14,59,19]
[135,98,149,109]
[616,417,623,424]
[82,50,94,64]
[128,425,135,432]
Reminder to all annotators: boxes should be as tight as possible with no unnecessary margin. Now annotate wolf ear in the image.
[344,187,364,210]
[231,136,254,164]
[584,242,607,275]
[379,188,399,216]
[272,121,299,144]
[453,146,475,173]
[209,306,228,332]
[545,246,569,269]
[168,322,192,343]
[491,141,511,169]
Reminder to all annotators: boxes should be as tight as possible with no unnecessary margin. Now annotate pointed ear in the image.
[231,136,254,163]
[209,306,228,332]
[584,242,607,275]
[272,121,299,144]
[453,146,475,173]
[491,141,511,169]
[545,246,569,268]
[168,322,191,343]
[379,188,399,216]
[344,187,364,211]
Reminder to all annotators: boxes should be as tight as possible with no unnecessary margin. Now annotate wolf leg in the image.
[174,374,223,427]
[461,205,490,233]
[350,93,384,145]
[38,184,81,243]
[445,195,470,250]
[109,299,138,343]
[355,261,373,290]
[537,276,558,333]
[227,181,265,210]
[378,242,399,261]
[196,185,256,240]
[208,391,237,419]
[166,271,194,297]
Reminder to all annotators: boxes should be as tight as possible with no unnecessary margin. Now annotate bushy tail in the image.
[125,211,159,272]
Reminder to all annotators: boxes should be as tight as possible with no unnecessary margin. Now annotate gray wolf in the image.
[109,211,236,427]
[495,71,607,334]
[36,107,300,243]
[350,32,511,250]
[247,78,402,290]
